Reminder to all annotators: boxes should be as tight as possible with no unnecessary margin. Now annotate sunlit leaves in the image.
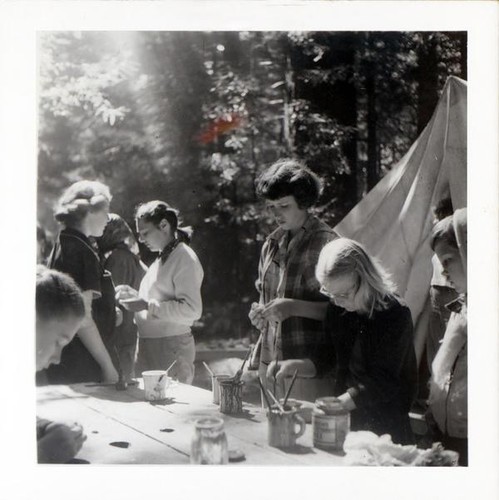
[39,34,132,122]
[37,30,466,338]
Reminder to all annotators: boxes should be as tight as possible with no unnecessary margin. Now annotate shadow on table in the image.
[38,390,91,403]
[66,458,91,464]
[68,386,141,403]
[181,408,259,424]
[213,408,260,422]
[220,409,260,423]
[275,444,316,455]
[149,398,189,406]
[276,445,346,457]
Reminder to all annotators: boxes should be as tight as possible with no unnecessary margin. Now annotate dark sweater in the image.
[313,298,418,444]
[103,245,145,347]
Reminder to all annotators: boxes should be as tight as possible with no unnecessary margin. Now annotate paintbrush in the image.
[85,380,139,388]
[202,361,215,377]
[267,388,285,413]
[282,369,299,408]
[232,347,252,383]
[165,359,177,374]
[272,355,280,398]
[158,359,177,383]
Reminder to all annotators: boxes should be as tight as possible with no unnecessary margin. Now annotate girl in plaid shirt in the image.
[249,159,337,401]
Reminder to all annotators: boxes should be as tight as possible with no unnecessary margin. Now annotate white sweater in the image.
[135,243,204,338]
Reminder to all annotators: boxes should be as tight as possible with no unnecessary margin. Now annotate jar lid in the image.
[194,417,225,430]
[315,397,349,415]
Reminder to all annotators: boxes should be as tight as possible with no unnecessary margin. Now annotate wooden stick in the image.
[272,357,279,398]
[257,377,272,410]
[282,369,299,408]
[202,361,215,377]
[240,346,252,371]
[159,359,178,383]
[165,359,177,374]
[267,389,285,413]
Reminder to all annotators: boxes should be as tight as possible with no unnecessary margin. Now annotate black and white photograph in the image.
[1,1,498,500]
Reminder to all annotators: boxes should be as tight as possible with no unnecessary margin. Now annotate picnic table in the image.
[36,380,345,465]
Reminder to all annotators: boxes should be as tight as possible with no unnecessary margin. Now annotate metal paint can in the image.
[312,397,350,451]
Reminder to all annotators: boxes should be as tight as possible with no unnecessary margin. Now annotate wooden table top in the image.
[36,381,346,465]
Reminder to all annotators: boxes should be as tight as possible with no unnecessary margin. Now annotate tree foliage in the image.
[38,31,465,339]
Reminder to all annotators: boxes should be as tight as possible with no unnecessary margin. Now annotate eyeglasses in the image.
[320,281,358,300]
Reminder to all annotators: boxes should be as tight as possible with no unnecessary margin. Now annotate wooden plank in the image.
[38,386,304,465]
[44,383,345,465]
[37,387,188,464]
[129,382,345,465]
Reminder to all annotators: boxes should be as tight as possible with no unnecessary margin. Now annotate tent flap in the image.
[334,76,467,363]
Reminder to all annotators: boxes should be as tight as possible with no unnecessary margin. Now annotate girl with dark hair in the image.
[267,238,418,445]
[249,159,337,401]
[44,180,119,384]
[116,201,203,384]
[97,213,147,381]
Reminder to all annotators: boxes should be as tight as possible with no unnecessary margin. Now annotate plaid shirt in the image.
[256,215,338,364]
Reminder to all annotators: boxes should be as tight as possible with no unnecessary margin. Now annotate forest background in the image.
[38,31,466,343]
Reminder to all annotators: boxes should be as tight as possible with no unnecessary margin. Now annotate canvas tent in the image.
[334,76,467,364]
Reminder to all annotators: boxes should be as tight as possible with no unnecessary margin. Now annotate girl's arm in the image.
[148,256,204,325]
[77,291,118,382]
[266,359,318,384]
[261,298,328,323]
[344,307,415,409]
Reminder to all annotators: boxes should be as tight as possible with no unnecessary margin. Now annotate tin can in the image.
[211,374,231,404]
[219,379,244,414]
[312,397,350,451]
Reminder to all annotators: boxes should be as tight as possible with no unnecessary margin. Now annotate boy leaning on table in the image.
[36,265,87,463]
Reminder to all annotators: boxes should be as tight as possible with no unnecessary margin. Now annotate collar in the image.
[61,227,99,253]
[267,214,317,243]
[60,227,102,264]
[159,238,180,264]
[62,226,92,243]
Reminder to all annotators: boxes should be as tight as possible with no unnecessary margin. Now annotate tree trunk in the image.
[416,34,439,134]
[458,32,467,80]
[365,36,378,191]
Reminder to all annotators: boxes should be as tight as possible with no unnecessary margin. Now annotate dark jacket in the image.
[103,244,146,347]
[313,298,418,444]
[45,228,116,383]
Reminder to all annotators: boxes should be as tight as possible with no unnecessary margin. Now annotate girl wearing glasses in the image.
[267,237,418,445]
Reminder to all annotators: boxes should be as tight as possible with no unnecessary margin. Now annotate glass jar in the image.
[190,417,228,464]
[312,397,350,451]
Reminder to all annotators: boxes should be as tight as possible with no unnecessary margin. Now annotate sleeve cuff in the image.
[343,388,359,410]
